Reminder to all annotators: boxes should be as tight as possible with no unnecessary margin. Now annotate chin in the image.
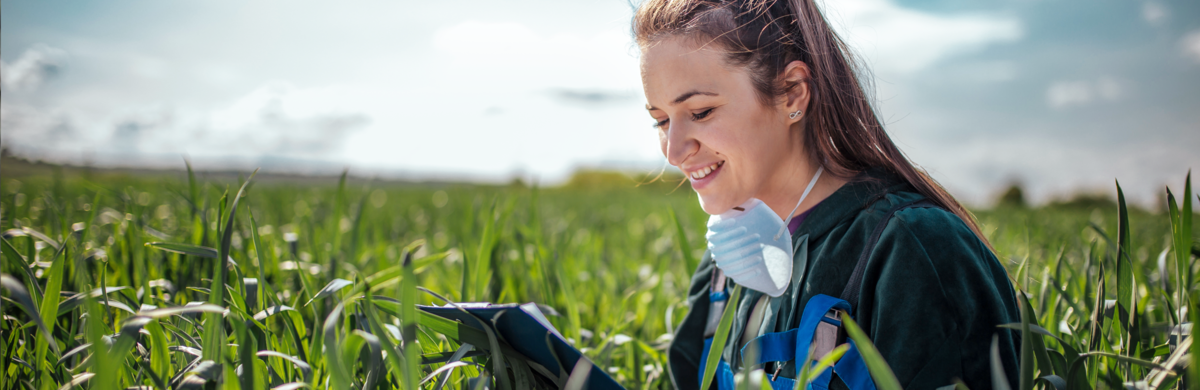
[696,194,734,215]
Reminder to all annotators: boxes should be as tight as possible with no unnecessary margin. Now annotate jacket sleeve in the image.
[668,251,716,390]
[851,207,1021,390]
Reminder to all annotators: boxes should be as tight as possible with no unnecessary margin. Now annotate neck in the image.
[757,154,846,221]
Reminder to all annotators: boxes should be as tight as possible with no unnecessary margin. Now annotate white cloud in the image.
[1095,77,1121,100]
[185,82,373,157]
[943,60,1018,83]
[432,21,541,61]
[1046,77,1122,109]
[1046,81,1092,109]
[911,131,1200,208]
[1142,2,1167,26]
[821,0,1022,74]
[430,20,640,90]
[0,100,76,150]
[1,80,371,163]
[1183,30,1200,63]
[0,44,67,92]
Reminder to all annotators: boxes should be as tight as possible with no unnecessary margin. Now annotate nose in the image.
[663,120,699,168]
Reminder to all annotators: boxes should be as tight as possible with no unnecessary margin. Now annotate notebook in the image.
[419,302,624,390]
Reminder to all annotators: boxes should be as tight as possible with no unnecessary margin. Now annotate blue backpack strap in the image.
[833,342,877,390]
[803,341,876,390]
[699,198,938,390]
[740,328,798,364]
[700,334,804,390]
[736,294,881,390]
[699,265,737,389]
[791,294,850,372]
[704,295,878,390]
[735,294,856,389]
[739,294,848,367]
[698,338,738,390]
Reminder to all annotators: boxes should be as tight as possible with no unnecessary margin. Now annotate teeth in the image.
[689,161,723,180]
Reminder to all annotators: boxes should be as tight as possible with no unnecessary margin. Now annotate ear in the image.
[779,61,812,124]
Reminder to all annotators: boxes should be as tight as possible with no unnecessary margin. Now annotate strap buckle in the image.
[704,268,729,338]
[812,308,843,362]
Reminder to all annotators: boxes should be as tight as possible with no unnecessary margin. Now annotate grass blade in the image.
[323,300,352,390]
[992,334,1014,390]
[138,303,225,318]
[1189,291,1198,390]
[203,169,257,370]
[146,320,173,382]
[1087,255,1106,352]
[232,318,257,390]
[248,210,275,311]
[1182,172,1192,294]
[1018,293,1035,390]
[434,343,476,389]
[352,329,383,390]
[363,294,411,390]
[555,261,584,349]
[2,237,44,301]
[400,248,421,390]
[145,242,219,258]
[700,285,743,390]
[840,311,902,390]
[1115,182,1138,364]
[1,274,58,355]
[35,241,67,370]
[305,278,353,306]
[669,208,698,271]
[257,350,313,384]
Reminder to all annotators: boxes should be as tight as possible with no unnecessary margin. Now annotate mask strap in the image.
[774,166,823,240]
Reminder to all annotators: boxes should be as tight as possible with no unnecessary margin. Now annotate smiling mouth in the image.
[688,161,724,180]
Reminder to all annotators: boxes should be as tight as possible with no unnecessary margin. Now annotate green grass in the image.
[0,164,1196,389]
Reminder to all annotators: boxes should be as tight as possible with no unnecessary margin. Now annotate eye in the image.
[652,118,669,129]
[691,108,714,121]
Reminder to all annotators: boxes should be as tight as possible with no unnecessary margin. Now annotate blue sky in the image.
[2,0,1198,207]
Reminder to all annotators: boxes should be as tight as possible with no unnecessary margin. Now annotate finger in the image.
[713,232,758,251]
[724,262,762,280]
[712,241,761,260]
[717,254,761,274]
[706,226,750,245]
[705,217,738,231]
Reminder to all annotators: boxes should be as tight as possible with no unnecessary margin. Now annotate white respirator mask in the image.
[705,166,823,297]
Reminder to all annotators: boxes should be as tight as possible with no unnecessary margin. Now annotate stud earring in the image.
[789,110,803,120]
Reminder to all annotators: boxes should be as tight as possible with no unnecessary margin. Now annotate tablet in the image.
[419,302,624,390]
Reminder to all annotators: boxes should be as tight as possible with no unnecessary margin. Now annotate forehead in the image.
[640,37,739,103]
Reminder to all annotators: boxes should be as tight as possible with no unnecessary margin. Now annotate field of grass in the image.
[0,161,1196,390]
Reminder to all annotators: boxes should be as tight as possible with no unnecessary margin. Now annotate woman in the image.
[633,0,1022,388]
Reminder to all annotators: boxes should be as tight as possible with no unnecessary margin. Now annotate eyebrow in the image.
[645,90,718,111]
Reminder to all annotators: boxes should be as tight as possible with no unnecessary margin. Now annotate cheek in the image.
[739,117,786,155]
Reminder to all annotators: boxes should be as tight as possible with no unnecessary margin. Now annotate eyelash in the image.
[652,108,715,129]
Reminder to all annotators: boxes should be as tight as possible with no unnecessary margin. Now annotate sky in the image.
[2,0,1198,208]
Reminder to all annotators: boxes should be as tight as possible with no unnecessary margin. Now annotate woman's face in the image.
[641,37,804,215]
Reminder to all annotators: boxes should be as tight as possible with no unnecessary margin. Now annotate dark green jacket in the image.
[667,169,1021,389]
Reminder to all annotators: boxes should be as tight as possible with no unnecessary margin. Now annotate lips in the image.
[688,161,724,180]
[685,160,725,190]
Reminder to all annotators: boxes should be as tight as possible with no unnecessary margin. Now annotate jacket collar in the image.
[790,167,915,241]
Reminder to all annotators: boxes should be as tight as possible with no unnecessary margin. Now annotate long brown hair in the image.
[634,0,994,248]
